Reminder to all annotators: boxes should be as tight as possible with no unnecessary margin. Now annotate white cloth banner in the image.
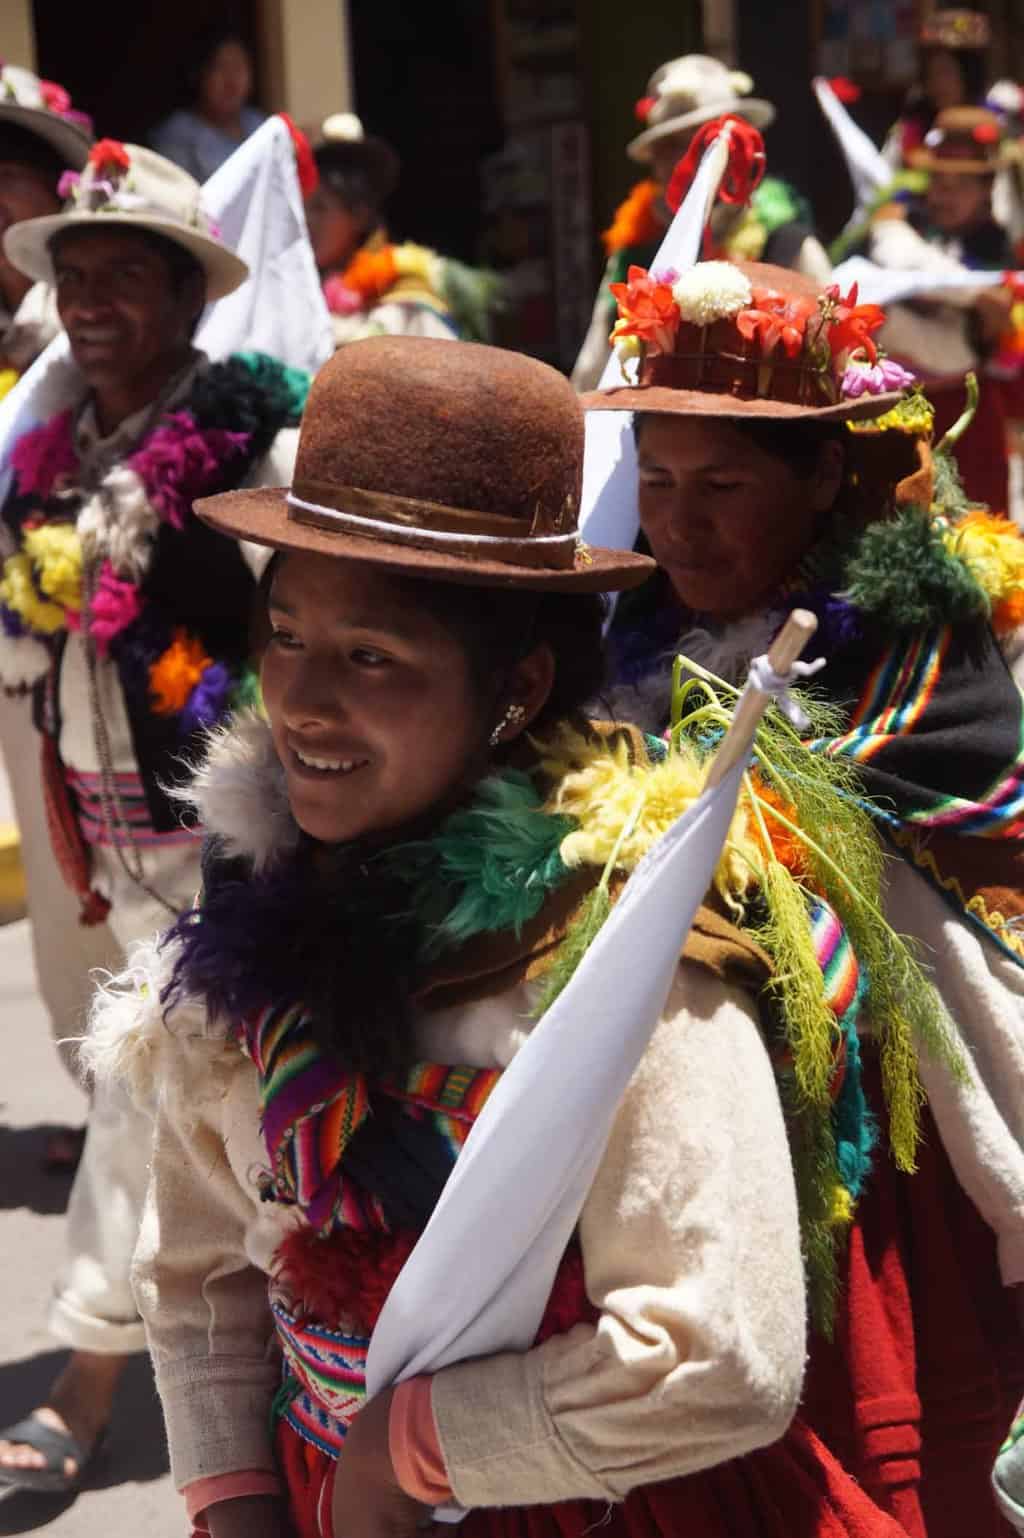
[0,116,331,506]
[579,132,732,559]
[832,253,1010,308]
[365,756,745,1397]
[812,78,890,209]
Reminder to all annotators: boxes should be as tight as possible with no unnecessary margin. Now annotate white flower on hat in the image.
[672,261,753,325]
[322,112,365,143]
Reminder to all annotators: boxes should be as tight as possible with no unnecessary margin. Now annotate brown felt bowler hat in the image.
[196,336,654,592]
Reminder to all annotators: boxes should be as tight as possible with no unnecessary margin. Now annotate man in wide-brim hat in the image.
[571,55,831,391]
[0,67,94,1165]
[0,138,307,1496]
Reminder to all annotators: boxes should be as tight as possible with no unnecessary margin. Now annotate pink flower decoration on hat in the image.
[57,170,80,201]
[88,139,131,176]
[841,357,916,398]
[38,80,71,115]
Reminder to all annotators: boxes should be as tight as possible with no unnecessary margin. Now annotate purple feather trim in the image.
[128,411,251,530]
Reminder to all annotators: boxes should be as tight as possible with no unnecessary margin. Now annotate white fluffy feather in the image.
[77,468,160,581]
[0,630,53,691]
[183,708,300,872]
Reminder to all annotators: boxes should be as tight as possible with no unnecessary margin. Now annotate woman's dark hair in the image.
[634,410,845,480]
[313,139,399,218]
[170,557,608,1078]
[185,26,254,99]
[905,43,989,132]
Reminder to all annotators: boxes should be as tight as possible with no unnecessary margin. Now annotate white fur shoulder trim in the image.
[183,709,300,872]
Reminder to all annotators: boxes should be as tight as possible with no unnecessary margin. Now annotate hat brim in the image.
[581,384,907,424]
[906,147,998,175]
[195,487,656,594]
[627,99,776,163]
[3,210,248,300]
[0,103,91,170]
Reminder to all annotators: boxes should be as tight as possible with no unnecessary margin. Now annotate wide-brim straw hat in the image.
[4,142,247,301]
[906,106,1011,176]
[196,335,654,593]
[584,260,904,424]
[0,65,92,170]
[628,55,775,164]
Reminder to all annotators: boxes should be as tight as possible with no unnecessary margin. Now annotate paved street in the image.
[0,758,179,1535]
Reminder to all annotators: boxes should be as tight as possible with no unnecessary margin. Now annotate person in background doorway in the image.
[150,28,266,184]
[308,112,503,346]
[571,55,831,391]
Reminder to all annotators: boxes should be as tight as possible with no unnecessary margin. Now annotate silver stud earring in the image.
[489,702,527,747]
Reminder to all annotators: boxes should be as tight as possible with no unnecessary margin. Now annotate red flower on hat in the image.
[609,265,680,354]
[736,286,816,358]
[635,95,656,123]
[38,80,71,115]
[973,120,1000,145]
[88,139,131,175]
[827,283,885,364]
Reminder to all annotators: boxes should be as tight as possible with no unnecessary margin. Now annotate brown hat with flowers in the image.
[196,336,654,593]
[583,259,914,422]
[919,8,990,51]
[908,107,1012,176]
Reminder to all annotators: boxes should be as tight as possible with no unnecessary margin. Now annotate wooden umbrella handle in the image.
[703,609,819,789]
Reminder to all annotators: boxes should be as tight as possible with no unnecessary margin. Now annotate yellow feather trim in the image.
[943,509,1024,604]
[537,724,762,913]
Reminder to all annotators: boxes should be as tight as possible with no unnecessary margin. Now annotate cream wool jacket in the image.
[88,714,806,1507]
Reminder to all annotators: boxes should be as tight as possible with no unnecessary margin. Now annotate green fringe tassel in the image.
[531,885,612,1017]
[842,505,989,631]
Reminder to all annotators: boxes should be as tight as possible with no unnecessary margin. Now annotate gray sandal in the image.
[0,1415,101,1494]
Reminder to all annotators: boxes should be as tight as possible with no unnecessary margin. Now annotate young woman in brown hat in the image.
[588,256,1024,1537]
[86,335,829,1538]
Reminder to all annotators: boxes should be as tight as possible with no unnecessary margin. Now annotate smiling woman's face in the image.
[261,551,499,845]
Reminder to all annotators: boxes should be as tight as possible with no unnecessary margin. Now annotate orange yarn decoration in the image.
[602,180,662,256]
[339,244,399,302]
[149,629,212,716]
[993,589,1024,633]
[749,777,810,879]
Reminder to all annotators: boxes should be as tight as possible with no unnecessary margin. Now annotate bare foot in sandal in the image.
[0,1351,127,1489]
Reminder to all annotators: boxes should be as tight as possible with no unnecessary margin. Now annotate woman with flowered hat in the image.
[80,328,977,1538]
[308,113,502,348]
[883,8,992,175]
[586,252,1024,1536]
[0,137,308,1495]
[571,57,831,392]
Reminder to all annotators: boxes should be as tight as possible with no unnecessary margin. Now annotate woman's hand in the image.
[332,1388,436,1538]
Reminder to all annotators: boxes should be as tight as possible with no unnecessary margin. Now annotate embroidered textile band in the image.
[286,485,580,570]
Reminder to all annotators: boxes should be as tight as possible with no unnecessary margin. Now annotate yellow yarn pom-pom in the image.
[0,549,66,633]
[22,522,83,612]
[944,510,1024,630]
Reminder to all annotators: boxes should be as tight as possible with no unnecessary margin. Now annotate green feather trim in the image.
[234,350,311,419]
[439,259,506,344]
[398,771,574,956]
[531,885,612,1017]
[229,667,263,716]
[752,176,810,236]
[843,505,989,630]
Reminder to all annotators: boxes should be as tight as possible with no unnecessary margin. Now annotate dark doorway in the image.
[32,2,262,147]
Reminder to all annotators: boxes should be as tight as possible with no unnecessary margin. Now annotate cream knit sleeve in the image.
[430,961,806,1508]
[131,1030,282,1491]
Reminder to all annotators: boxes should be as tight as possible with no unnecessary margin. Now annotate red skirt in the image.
[277,1092,1023,1538]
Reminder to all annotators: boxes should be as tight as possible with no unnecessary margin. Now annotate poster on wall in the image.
[818,0,920,86]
